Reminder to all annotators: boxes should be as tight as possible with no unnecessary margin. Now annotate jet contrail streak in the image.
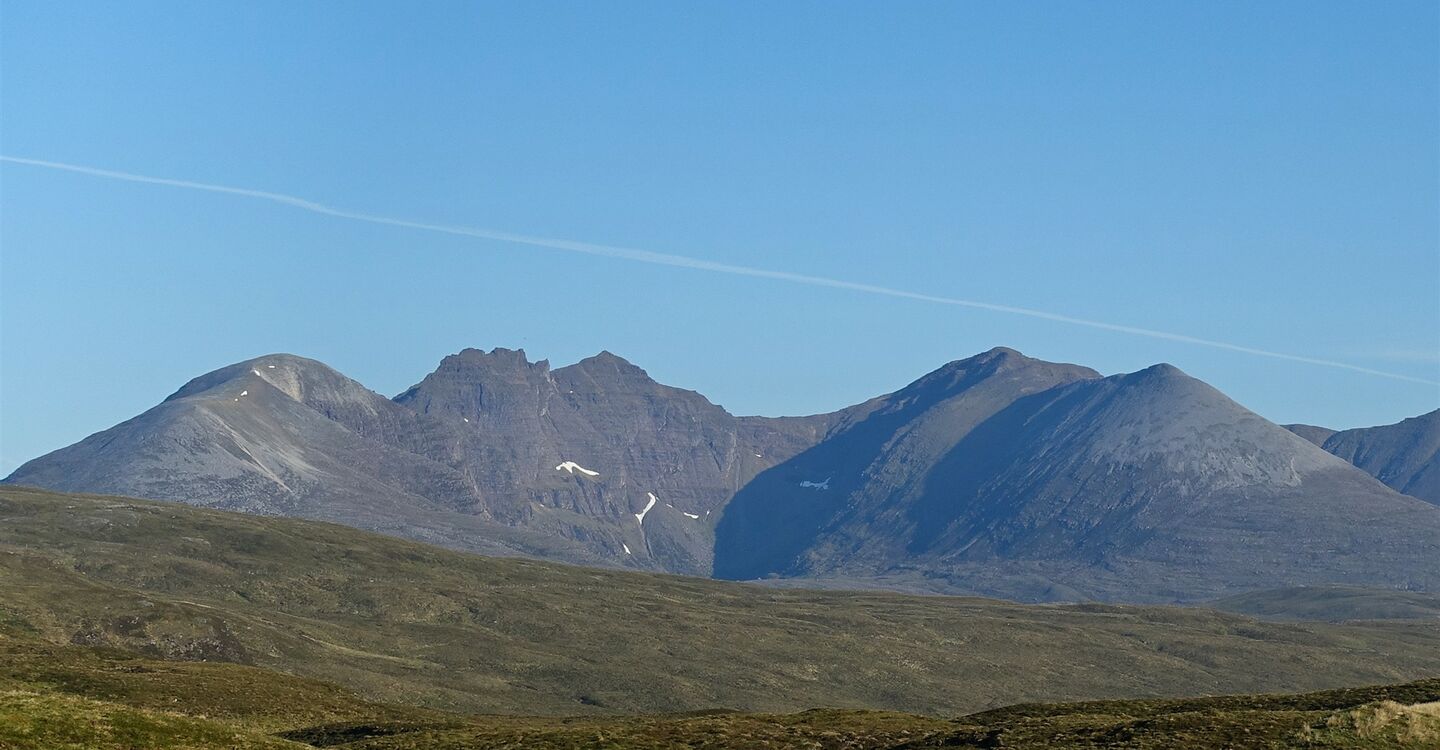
[4,154,1436,386]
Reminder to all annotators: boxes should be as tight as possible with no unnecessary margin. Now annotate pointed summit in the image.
[164,353,348,402]
[894,348,1100,407]
[932,346,1032,373]
[562,350,657,385]
[1128,362,1187,379]
[973,345,1028,362]
[4,353,468,522]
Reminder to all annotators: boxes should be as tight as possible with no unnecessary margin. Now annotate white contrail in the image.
[3,154,1436,386]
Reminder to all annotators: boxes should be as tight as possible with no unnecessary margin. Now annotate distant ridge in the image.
[8,346,1439,602]
[1283,423,1337,447]
[1297,409,1440,506]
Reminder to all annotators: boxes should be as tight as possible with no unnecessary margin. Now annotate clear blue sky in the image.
[2,1,1437,474]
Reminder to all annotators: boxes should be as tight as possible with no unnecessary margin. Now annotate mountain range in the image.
[7,346,1438,602]
[1287,409,1440,507]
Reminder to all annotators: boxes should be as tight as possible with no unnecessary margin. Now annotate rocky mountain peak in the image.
[1133,361,1184,377]
[437,347,550,375]
[973,345,1027,363]
[571,350,647,374]
[938,346,1030,373]
[162,353,381,411]
[393,348,555,420]
[892,347,1099,409]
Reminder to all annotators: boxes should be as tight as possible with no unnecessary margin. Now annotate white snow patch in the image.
[623,543,632,555]
[267,365,275,369]
[635,493,658,525]
[755,453,762,458]
[555,461,600,477]
[682,511,700,520]
[239,390,249,397]
[800,477,831,490]
[463,417,469,423]
[252,369,262,377]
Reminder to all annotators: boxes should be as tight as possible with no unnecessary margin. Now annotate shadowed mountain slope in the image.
[714,347,1100,588]
[717,353,1440,601]
[1314,409,1440,506]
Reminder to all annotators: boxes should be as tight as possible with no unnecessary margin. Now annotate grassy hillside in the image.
[2,485,1439,720]
[1211,586,1440,622]
[901,680,1440,749]
[0,635,456,750]
[320,681,1440,749]
[0,637,1436,748]
[0,691,300,750]
[0,639,444,733]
